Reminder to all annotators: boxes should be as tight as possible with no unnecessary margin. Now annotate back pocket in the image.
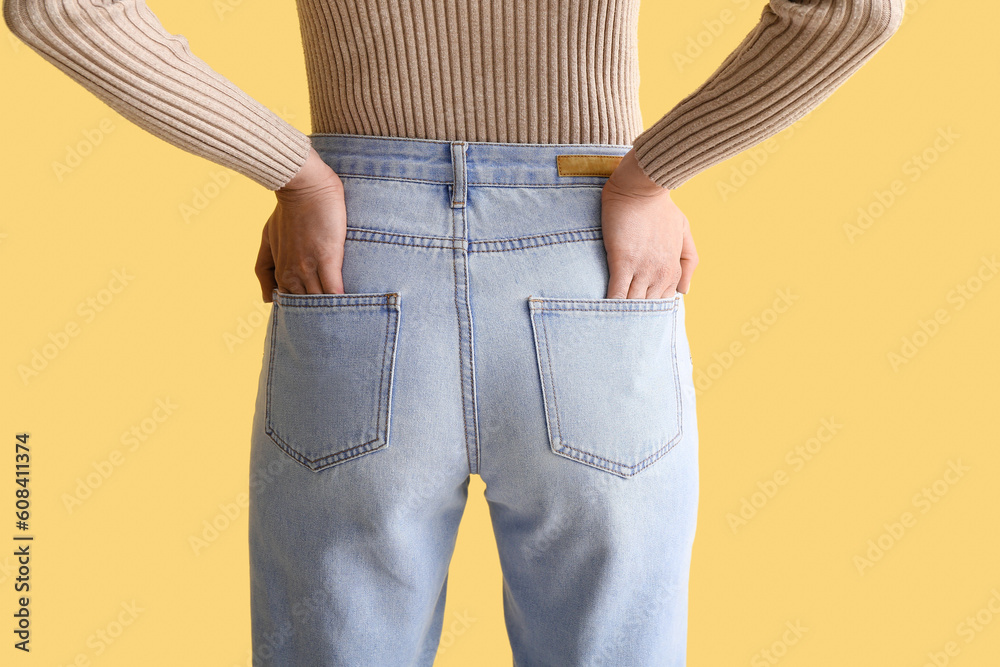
[527,295,683,478]
[265,290,401,472]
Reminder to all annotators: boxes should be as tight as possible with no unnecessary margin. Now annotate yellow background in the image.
[2,1,997,665]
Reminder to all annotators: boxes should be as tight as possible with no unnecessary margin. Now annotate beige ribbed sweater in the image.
[3,0,903,191]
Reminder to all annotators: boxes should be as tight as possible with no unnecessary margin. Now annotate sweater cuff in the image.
[632,128,678,191]
[261,128,313,191]
[632,118,698,192]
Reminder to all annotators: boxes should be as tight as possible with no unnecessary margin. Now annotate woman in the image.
[5,1,903,664]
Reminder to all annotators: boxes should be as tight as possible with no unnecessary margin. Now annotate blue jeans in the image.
[248,133,700,666]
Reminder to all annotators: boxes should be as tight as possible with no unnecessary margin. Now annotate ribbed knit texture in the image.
[3,0,903,191]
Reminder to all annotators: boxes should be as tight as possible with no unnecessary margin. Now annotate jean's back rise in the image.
[248,132,700,666]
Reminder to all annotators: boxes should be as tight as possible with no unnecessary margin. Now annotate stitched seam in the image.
[335,172,450,185]
[345,227,598,247]
[539,314,563,457]
[529,306,677,312]
[453,212,474,475]
[554,433,679,474]
[528,298,677,305]
[273,302,390,308]
[265,301,278,438]
[339,235,603,252]
[452,142,467,207]
[266,429,382,468]
[530,308,673,312]
[470,238,600,253]
[465,275,480,471]
[670,307,684,452]
[558,153,628,159]
[335,173,608,188]
[375,305,392,446]
[467,182,606,188]
[275,293,399,308]
[345,236,460,249]
[347,228,459,241]
[475,227,600,243]
[470,237,602,253]
[530,298,676,304]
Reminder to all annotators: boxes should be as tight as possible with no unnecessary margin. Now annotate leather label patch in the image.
[556,154,623,177]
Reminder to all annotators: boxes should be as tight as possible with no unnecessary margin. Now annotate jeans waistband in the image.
[308,132,633,191]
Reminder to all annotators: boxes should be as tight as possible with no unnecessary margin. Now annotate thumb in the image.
[255,219,278,303]
[676,225,698,295]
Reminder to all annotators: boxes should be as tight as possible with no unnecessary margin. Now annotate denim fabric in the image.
[248,132,700,666]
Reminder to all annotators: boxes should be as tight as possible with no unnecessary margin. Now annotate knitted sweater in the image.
[3,0,904,191]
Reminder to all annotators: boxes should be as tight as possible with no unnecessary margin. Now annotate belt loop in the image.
[450,141,468,209]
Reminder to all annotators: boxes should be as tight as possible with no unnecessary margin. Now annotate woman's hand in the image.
[255,147,347,302]
[601,149,698,299]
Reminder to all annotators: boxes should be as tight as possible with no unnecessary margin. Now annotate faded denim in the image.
[248,132,700,666]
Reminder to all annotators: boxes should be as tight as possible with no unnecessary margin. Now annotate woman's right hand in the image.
[601,149,698,299]
[255,147,348,302]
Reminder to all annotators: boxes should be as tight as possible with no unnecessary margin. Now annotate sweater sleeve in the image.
[2,0,312,190]
[632,0,905,191]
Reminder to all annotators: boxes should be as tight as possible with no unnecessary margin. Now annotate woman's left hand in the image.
[601,149,698,299]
